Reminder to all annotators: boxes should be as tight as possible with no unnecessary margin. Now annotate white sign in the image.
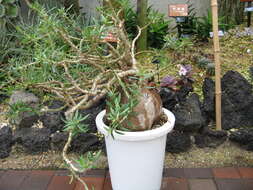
[245,7,253,12]
[209,31,225,38]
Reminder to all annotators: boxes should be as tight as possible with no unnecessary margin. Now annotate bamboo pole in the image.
[211,0,222,130]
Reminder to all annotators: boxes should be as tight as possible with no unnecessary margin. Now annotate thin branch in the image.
[65,95,89,118]
[62,131,89,190]
[131,26,142,70]
[58,30,81,54]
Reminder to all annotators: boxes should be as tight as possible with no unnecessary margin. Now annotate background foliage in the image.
[218,0,245,25]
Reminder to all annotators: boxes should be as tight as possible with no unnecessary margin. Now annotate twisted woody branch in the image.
[22,0,142,188]
[18,0,142,189]
[62,19,141,190]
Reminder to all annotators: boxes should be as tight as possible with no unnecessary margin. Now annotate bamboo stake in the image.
[211,0,222,130]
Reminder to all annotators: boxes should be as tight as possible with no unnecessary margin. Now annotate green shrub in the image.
[3,3,99,95]
[147,8,170,48]
[0,0,19,30]
[163,34,193,54]
[178,5,234,41]
[195,10,234,41]
[116,0,170,48]
[177,3,198,37]
[218,0,245,25]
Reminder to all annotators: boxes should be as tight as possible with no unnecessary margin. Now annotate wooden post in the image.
[211,0,222,130]
[137,0,148,51]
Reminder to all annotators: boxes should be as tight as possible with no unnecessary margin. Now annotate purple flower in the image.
[178,64,192,77]
[161,76,177,87]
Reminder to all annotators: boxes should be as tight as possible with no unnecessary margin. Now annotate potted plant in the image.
[96,104,175,190]
[9,1,175,189]
[93,2,175,189]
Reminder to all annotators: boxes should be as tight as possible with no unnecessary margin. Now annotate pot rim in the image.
[95,108,175,141]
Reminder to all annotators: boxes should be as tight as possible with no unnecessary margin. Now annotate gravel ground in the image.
[1,140,252,170]
[164,141,253,168]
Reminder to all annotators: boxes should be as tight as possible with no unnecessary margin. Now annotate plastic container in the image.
[96,108,175,190]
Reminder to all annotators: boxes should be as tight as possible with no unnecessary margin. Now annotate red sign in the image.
[169,4,188,17]
[240,0,253,2]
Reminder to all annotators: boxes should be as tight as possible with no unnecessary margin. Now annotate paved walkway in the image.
[0,168,253,190]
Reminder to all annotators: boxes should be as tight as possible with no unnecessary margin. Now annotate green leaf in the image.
[7,101,37,121]
[5,4,18,18]
[3,0,16,3]
[0,5,5,18]
[63,111,89,136]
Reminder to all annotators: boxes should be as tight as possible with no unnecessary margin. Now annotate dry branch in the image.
[23,1,142,188]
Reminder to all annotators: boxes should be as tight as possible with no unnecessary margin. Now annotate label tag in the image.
[101,27,118,43]
[245,7,253,12]
[175,17,186,23]
[209,31,225,38]
[101,32,118,43]
[169,4,188,17]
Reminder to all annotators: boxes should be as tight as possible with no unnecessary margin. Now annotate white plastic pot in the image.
[96,108,175,190]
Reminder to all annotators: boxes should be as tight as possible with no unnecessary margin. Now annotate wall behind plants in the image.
[79,0,211,21]
[79,0,101,20]
[144,0,210,17]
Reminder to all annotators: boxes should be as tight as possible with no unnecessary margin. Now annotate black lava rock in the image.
[176,83,194,103]
[160,88,178,111]
[0,124,13,159]
[249,66,253,80]
[79,98,106,133]
[166,130,191,153]
[195,128,227,148]
[173,93,205,132]
[160,83,193,111]
[40,100,66,133]
[220,107,242,130]
[51,132,101,153]
[14,113,40,129]
[70,133,101,154]
[14,128,51,154]
[51,132,68,151]
[9,91,40,128]
[202,71,253,130]
[240,104,253,127]
[221,71,253,112]
[202,78,215,117]
[229,129,253,151]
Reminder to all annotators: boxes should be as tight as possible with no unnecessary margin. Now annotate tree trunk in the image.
[136,0,148,52]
